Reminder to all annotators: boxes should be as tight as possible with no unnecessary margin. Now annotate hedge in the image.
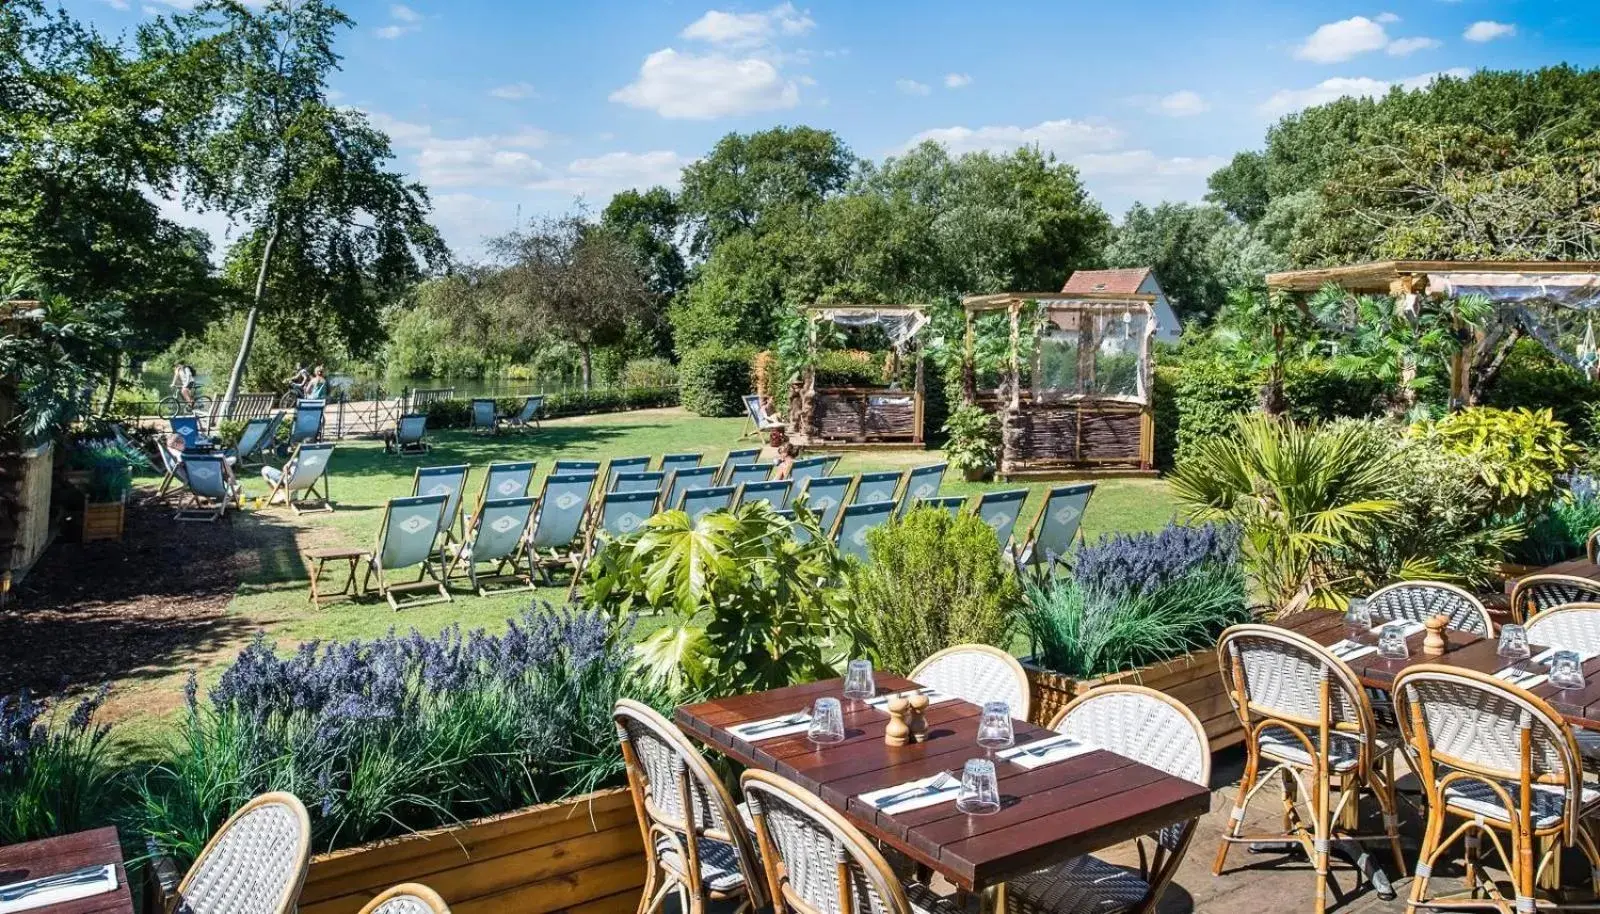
[680,344,756,417]
[420,386,678,428]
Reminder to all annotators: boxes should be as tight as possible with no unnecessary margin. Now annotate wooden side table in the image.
[303,547,370,606]
[0,827,133,914]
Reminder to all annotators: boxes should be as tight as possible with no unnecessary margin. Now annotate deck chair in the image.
[364,494,451,610]
[911,495,967,517]
[264,442,335,514]
[603,456,651,492]
[233,412,282,468]
[895,462,948,517]
[741,394,783,439]
[793,475,852,533]
[569,489,662,598]
[411,465,470,559]
[726,462,774,490]
[973,489,1030,554]
[850,470,902,507]
[527,472,599,582]
[498,394,543,433]
[552,459,601,475]
[736,479,792,510]
[289,399,325,445]
[819,454,843,475]
[151,439,189,504]
[446,495,537,595]
[714,448,761,485]
[462,460,536,532]
[832,501,897,563]
[1015,483,1095,569]
[663,465,717,511]
[173,454,235,522]
[612,470,666,494]
[387,413,429,455]
[679,485,736,524]
[470,398,498,435]
[169,415,206,449]
[786,455,831,488]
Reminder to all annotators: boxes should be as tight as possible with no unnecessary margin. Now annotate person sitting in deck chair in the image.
[165,433,240,498]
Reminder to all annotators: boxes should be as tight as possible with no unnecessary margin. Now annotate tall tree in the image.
[1104,202,1244,323]
[677,126,854,258]
[147,0,445,413]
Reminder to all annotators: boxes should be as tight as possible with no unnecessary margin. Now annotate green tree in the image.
[678,126,854,258]
[1105,202,1242,323]
[599,186,685,359]
[1205,151,1270,224]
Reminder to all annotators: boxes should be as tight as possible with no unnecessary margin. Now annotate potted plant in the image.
[943,404,999,481]
[79,446,133,542]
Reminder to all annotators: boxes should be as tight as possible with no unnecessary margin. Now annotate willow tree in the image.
[144,0,444,413]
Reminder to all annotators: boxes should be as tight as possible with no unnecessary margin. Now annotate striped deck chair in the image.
[387,413,429,455]
[896,463,948,517]
[612,470,667,494]
[364,494,451,610]
[793,475,851,533]
[786,455,831,489]
[911,495,967,517]
[603,456,651,492]
[741,394,783,439]
[498,394,543,433]
[552,459,601,475]
[528,472,598,582]
[736,479,792,510]
[411,465,470,559]
[726,462,774,490]
[850,470,902,507]
[173,454,236,522]
[1015,483,1095,570]
[463,460,536,532]
[569,489,662,598]
[679,485,736,525]
[663,465,717,511]
[973,489,1029,555]
[169,415,205,449]
[714,449,761,485]
[446,495,537,595]
[289,399,325,445]
[658,453,703,475]
[264,442,335,514]
[470,398,498,435]
[233,412,283,468]
[832,501,897,564]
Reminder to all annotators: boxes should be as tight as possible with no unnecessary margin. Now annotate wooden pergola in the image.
[790,304,930,448]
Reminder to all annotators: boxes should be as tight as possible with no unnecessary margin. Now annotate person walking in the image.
[306,366,328,400]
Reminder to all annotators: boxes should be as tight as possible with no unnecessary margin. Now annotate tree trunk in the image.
[221,219,282,417]
[101,352,121,415]
[579,343,592,392]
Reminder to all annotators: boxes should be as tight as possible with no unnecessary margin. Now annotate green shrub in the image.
[1510,486,1600,566]
[1170,355,1385,464]
[0,687,116,845]
[620,357,678,390]
[680,345,756,417]
[1482,339,1600,445]
[849,509,1019,676]
[814,350,883,387]
[419,387,678,429]
[1416,406,1581,516]
[942,404,999,474]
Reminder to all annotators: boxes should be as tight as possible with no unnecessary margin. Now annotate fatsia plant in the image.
[1169,414,1400,613]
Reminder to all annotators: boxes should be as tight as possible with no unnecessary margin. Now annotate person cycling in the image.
[284,365,310,399]
[171,362,197,408]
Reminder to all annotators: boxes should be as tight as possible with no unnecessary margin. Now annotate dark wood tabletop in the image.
[675,675,1210,893]
[1278,611,1600,730]
[0,828,133,914]
[1503,559,1600,595]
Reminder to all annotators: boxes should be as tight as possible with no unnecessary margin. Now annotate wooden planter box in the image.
[298,786,645,914]
[1023,648,1243,751]
[81,500,125,543]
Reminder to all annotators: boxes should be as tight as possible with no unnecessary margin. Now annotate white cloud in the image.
[375,25,411,39]
[365,112,552,188]
[944,73,972,89]
[610,48,799,119]
[489,82,537,100]
[1464,20,1516,42]
[533,150,691,197]
[1387,36,1441,55]
[1375,11,1400,24]
[102,0,131,10]
[903,119,1124,159]
[390,4,420,22]
[1296,16,1391,63]
[680,3,815,47]
[1155,90,1209,116]
[375,4,421,39]
[896,78,931,96]
[1260,68,1471,115]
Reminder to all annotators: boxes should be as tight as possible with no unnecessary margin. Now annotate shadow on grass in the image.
[322,425,671,480]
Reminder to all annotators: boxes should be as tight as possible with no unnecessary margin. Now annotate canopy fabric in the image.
[815,308,929,349]
[1428,272,1600,309]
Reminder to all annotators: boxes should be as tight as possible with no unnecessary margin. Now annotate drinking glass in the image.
[1344,598,1372,639]
[1497,624,1531,661]
[956,759,1001,815]
[843,660,876,702]
[1550,650,1586,690]
[1378,622,1410,660]
[976,702,1015,750]
[807,698,845,744]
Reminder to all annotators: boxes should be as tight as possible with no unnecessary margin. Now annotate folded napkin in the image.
[859,772,961,814]
[1494,666,1549,689]
[729,712,812,742]
[0,865,117,914]
[1372,620,1426,637]
[864,687,958,711]
[998,734,1100,770]
[1327,639,1378,662]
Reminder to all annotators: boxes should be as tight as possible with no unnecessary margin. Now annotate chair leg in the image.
[1214,745,1260,875]
[1409,803,1445,908]
[1312,765,1332,914]
[1374,758,1407,879]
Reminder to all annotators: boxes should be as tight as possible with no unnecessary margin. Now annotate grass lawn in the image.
[89,407,1179,749]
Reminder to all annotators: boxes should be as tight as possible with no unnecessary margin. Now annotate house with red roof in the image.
[1061,267,1181,343]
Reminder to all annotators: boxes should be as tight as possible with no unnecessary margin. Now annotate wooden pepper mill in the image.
[884,696,911,747]
[1423,615,1448,656]
[906,693,930,743]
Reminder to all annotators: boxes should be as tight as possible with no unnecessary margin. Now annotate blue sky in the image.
[65,0,1600,261]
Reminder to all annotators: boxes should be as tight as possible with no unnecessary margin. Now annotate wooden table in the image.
[1503,558,1600,595]
[0,828,133,914]
[1279,611,1600,729]
[303,547,370,606]
[675,675,1210,899]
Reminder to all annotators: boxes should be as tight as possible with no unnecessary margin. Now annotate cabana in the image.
[1266,260,1600,405]
[789,304,930,449]
[962,292,1157,479]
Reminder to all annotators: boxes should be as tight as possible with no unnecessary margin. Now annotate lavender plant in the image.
[1069,522,1241,599]
[0,686,115,844]
[139,604,653,866]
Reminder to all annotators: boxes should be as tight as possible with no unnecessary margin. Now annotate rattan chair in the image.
[1393,664,1600,911]
[356,883,452,914]
[1214,625,1405,914]
[615,700,765,914]
[1365,580,1494,636]
[173,792,311,914]
[1510,574,1600,623]
[908,644,1031,721]
[1003,685,1210,914]
[1587,526,1600,565]
[740,769,958,914]
[1526,603,1600,776]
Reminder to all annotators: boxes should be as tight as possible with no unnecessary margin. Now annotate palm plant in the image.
[1168,414,1400,613]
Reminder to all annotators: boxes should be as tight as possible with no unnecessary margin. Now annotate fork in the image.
[873,773,959,810]
[739,714,809,735]
[1013,736,1077,758]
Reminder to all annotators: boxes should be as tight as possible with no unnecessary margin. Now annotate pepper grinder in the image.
[906,692,930,743]
[1423,615,1448,656]
[884,696,911,747]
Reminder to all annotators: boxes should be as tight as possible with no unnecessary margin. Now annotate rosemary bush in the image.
[0,686,116,844]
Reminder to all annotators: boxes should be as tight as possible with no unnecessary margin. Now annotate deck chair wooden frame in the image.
[792,475,852,533]
[498,394,544,433]
[288,399,325,445]
[735,479,792,511]
[658,453,703,475]
[527,472,599,584]
[849,470,903,507]
[678,485,736,525]
[971,488,1029,555]
[410,464,470,558]
[446,495,538,596]
[740,394,783,440]
[173,453,236,522]
[364,493,452,610]
[1015,482,1095,570]
[265,443,335,514]
[150,439,189,504]
[233,412,283,469]
[469,397,498,435]
[387,413,430,455]
[568,489,662,599]
[831,500,897,564]
[894,463,948,518]
[603,456,652,493]
[663,466,718,513]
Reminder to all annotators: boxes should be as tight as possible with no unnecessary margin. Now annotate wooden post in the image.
[912,335,925,444]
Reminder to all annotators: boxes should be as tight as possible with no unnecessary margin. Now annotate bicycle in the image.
[278,387,307,409]
[158,384,212,419]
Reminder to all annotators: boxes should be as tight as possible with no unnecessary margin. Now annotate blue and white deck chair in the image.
[499,394,543,433]
[152,438,188,503]
[234,412,283,467]
[741,394,784,440]
[169,415,205,449]
[896,463,948,517]
[658,453,703,476]
[470,397,498,435]
[714,449,761,485]
[552,459,601,475]
[1015,483,1096,569]
[727,462,774,490]
[464,460,535,530]
[173,454,235,522]
[737,479,792,510]
[387,413,429,455]
[775,506,814,544]
[819,454,844,475]
[447,495,537,595]
[612,470,666,494]
[569,489,661,598]
[411,464,470,557]
[832,501,897,564]
[364,493,451,610]
[850,470,902,507]
[786,455,831,489]
[664,465,717,511]
[794,475,851,533]
[911,495,968,518]
[289,399,324,445]
[527,472,599,581]
[973,489,1030,555]
[265,442,335,514]
[679,485,736,525]
[603,456,651,492]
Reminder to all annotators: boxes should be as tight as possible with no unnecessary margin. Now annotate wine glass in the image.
[956,759,1000,815]
[843,660,876,702]
[807,698,845,745]
[976,702,1015,750]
